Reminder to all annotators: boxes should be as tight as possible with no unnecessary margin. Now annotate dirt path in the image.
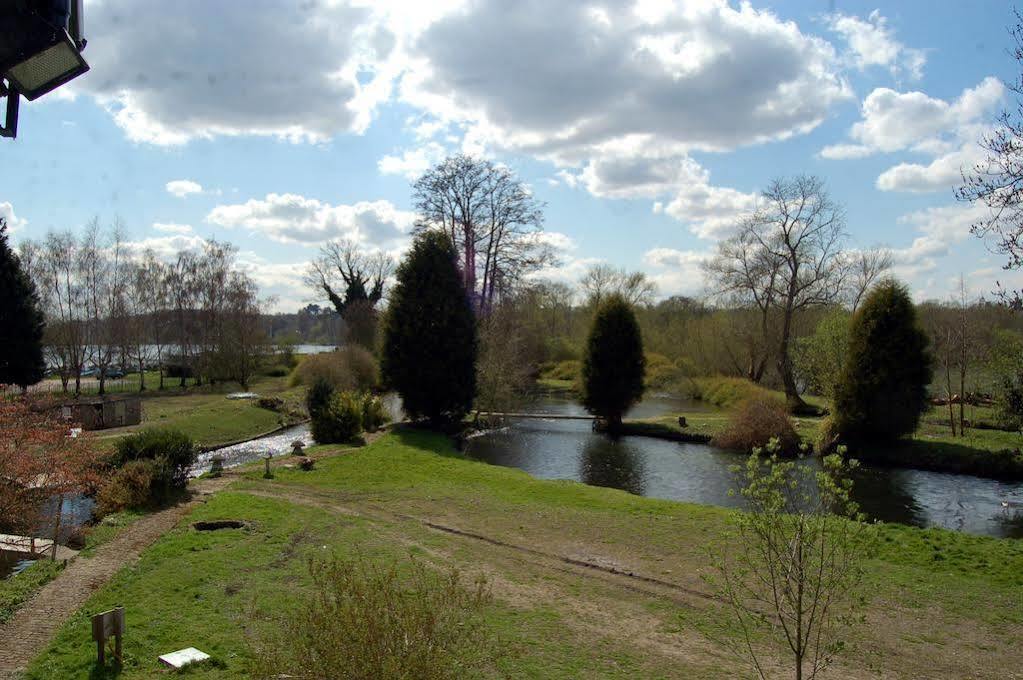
[0,476,231,679]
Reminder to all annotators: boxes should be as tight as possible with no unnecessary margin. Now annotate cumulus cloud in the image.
[821,78,1003,159]
[643,247,713,296]
[206,193,415,246]
[0,202,27,233]
[152,222,193,234]
[821,77,1004,192]
[121,233,208,260]
[875,142,985,193]
[73,1,396,145]
[403,0,851,165]
[377,141,448,180]
[165,180,203,198]
[828,10,926,80]
[887,202,989,278]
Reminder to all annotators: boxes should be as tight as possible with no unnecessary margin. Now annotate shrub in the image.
[542,360,581,382]
[361,394,388,433]
[262,364,290,378]
[305,377,335,420]
[257,396,284,411]
[833,279,933,443]
[256,556,493,680]
[110,428,196,495]
[381,231,477,426]
[545,336,580,362]
[311,392,363,444]
[95,459,156,517]
[689,377,784,410]
[582,294,646,429]
[290,347,379,392]
[644,353,685,390]
[713,398,801,454]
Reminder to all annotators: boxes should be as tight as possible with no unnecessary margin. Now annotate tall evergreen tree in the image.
[381,231,477,426]
[581,294,645,431]
[833,279,933,443]
[0,220,46,390]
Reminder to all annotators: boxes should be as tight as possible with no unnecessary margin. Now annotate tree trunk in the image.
[777,308,806,411]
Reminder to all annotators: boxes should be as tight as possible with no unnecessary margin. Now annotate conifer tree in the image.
[833,279,933,443]
[581,294,645,431]
[0,219,46,390]
[381,231,477,426]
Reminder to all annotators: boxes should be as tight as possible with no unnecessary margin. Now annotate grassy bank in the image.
[92,375,305,450]
[25,429,1023,679]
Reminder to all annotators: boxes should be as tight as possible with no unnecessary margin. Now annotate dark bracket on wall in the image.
[0,81,20,138]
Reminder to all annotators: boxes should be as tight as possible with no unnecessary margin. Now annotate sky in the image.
[2,0,1021,312]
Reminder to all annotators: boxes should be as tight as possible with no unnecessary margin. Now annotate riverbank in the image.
[22,428,1023,678]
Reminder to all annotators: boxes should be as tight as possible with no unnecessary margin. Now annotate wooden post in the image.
[91,606,125,665]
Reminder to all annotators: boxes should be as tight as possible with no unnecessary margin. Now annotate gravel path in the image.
[0,476,231,679]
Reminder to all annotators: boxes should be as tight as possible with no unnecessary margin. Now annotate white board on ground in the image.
[158,647,210,668]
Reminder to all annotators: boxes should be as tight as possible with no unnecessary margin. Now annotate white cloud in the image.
[165,180,203,198]
[377,142,448,180]
[822,78,1003,159]
[402,0,851,167]
[152,222,193,234]
[643,247,713,296]
[875,142,985,193]
[73,1,396,145]
[887,202,989,279]
[828,10,926,80]
[0,202,27,233]
[821,77,1004,193]
[121,233,208,260]
[206,193,415,246]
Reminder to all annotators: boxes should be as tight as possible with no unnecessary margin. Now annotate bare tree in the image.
[847,247,893,312]
[580,264,657,307]
[306,240,393,348]
[703,217,783,384]
[413,154,550,313]
[32,231,89,394]
[706,177,848,410]
[955,11,1023,306]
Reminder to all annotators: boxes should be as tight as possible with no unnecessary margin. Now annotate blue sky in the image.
[2,0,1020,310]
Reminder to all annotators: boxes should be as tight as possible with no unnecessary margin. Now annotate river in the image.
[464,395,1023,539]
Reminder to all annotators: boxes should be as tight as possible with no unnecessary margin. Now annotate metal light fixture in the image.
[0,0,89,138]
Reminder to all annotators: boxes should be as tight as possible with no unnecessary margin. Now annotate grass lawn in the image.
[91,375,306,450]
[25,429,1023,679]
[0,510,146,625]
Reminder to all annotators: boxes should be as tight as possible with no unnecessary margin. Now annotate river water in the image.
[464,395,1023,539]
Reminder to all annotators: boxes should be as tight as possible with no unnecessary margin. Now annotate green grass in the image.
[0,559,65,625]
[0,510,146,625]
[92,375,305,449]
[26,430,1023,678]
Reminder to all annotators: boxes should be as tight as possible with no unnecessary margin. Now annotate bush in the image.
[644,353,685,390]
[311,392,363,444]
[689,377,784,410]
[542,360,581,382]
[257,396,284,411]
[713,398,801,454]
[381,231,477,426]
[833,279,933,444]
[290,347,379,392]
[95,459,156,517]
[361,394,388,433]
[256,556,493,680]
[110,428,196,495]
[262,364,290,378]
[306,378,335,419]
[582,294,646,429]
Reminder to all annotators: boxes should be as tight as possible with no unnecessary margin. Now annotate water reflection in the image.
[465,395,1023,539]
[580,437,646,495]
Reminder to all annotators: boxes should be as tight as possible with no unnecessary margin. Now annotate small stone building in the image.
[60,395,142,430]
